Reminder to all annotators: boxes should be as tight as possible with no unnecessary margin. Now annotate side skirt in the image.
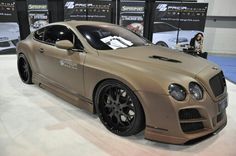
[32,73,94,113]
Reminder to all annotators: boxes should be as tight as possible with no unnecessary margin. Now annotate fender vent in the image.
[149,55,182,63]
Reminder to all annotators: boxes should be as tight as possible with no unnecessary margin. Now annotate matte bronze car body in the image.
[16,21,228,144]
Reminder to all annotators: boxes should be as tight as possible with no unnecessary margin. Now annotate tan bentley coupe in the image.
[16,21,228,144]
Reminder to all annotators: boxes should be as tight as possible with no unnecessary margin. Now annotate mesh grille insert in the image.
[181,122,204,132]
[179,109,201,120]
[209,71,226,97]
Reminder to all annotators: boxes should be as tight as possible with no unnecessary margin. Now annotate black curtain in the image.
[16,0,30,40]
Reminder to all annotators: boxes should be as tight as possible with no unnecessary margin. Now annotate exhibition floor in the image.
[0,55,236,156]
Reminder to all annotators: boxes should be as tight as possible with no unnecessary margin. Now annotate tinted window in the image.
[34,28,45,41]
[42,25,83,50]
[74,37,83,50]
[77,25,150,50]
[153,23,178,33]
[44,25,73,44]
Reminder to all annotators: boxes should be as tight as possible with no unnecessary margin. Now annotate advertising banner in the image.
[120,0,145,36]
[64,0,112,23]
[27,0,49,32]
[152,1,208,50]
[64,0,87,20]
[87,0,112,22]
[0,0,19,54]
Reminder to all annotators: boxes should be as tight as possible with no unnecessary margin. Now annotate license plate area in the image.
[218,97,228,112]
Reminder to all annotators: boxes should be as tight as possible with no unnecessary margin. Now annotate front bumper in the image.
[135,91,228,144]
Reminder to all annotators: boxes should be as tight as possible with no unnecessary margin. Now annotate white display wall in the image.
[199,0,236,54]
[198,0,236,17]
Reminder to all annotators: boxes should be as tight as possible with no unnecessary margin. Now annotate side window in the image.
[74,37,83,50]
[154,24,177,33]
[34,28,45,41]
[44,26,67,44]
[153,24,161,33]
[56,26,73,43]
[56,26,83,50]
[154,24,170,33]
[43,25,83,50]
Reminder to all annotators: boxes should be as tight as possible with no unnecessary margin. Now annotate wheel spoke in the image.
[104,101,113,109]
[122,104,134,111]
[115,89,123,102]
[120,98,134,110]
[122,94,131,104]
[23,64,29,79]
[114,113,125,127]
[116,91,121,103]
[108,87,116,100]
[24,67,29,74]
[23,64,27,70]
[108,110,115,118]
[24,70,28,79]
[120,113,131,125]
[104,93,115,103]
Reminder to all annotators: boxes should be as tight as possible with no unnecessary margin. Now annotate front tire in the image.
[17,53,33,84]
[95,80,145,136]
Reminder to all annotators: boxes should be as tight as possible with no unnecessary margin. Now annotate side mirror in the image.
[55,40,74,50]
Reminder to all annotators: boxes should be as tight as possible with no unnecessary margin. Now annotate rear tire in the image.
[17,54,33,84]
[95,80,145,136]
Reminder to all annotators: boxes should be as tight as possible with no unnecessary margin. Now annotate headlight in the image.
[189,82,203,100]
[168,84,186,101]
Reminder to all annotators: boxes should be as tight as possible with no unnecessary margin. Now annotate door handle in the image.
[39,48,44,53]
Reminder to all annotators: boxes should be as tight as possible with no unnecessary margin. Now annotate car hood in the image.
[100,45,216,77]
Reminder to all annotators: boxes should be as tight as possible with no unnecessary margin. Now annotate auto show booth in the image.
[0,0,208,55]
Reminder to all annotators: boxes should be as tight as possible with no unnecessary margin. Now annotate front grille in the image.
[209,71,226,97]
[181,122,204,132]
[0,41,10,47]
[179,109,201,120]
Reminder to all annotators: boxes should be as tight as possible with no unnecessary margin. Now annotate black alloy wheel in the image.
[95,80,145,136]
[17,54,33,84]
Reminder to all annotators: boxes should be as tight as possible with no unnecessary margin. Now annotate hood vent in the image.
[149,55,182,63]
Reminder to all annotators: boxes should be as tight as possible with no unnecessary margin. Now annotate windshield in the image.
[77,25,150,50]
[153,22,178,33]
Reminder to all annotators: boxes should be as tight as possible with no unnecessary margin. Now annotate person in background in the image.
[190,32,208,59]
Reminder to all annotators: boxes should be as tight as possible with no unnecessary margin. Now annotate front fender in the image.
[16,35,38,73]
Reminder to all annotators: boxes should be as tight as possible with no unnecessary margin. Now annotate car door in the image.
[34,25,86,96]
